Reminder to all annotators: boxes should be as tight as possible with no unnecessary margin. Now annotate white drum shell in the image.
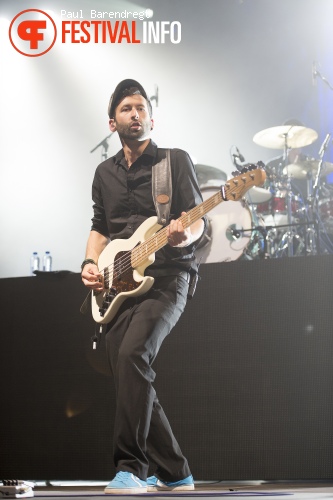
[196,187,252,263]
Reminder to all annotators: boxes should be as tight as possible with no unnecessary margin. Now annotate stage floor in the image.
[25,481,333,499]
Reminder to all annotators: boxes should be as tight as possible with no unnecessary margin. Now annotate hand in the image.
[167,212,192,247]
[81,263,104,292]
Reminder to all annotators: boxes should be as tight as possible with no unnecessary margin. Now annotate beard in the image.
[115,119,151,141]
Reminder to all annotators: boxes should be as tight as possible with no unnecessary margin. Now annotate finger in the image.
[82,278,104,291]
[82,273,100,283]
[177,219,184,232]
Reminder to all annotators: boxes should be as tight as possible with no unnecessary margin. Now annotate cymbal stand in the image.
[309,133,332,254]
[283,133,294,257]
[312,134,332,203]
[305,170,317,255]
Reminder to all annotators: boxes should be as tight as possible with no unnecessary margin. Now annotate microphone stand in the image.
[90,133,114,161]
[230,225,268,259]
[314,69,333,91]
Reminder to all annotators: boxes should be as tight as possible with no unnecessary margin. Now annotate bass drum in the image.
[196,186,253,263]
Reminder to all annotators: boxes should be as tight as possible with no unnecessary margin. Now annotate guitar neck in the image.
[131,189,223,268]
[131,166,265,268]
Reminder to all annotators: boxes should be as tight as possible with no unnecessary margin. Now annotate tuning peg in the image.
[257,160,266,169]
[231,170,240,177]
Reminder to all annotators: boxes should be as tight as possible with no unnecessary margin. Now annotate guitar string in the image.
[98,182,252,280]
[97,174,262,283]
[98,193,223,281]
[99,178,258,280]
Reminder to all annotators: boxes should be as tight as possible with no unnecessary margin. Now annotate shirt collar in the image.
[113,140,157,166]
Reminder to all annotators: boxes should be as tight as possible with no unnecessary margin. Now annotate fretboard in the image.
[131,189,224,268]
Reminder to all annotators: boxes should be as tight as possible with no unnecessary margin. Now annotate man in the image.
[81,79,206,494]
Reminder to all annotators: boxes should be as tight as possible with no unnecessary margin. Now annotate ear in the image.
[109,118,116,132]
[150,118,154,131]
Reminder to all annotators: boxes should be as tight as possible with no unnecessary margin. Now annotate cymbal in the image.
[195,164,227,187]
[283,160,333,179]
[253,125,318,149]
[245,186,272,204]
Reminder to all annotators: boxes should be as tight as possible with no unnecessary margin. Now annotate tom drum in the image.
[196,186,253,263]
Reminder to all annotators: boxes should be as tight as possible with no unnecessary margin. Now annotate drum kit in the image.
[196,124,333,263]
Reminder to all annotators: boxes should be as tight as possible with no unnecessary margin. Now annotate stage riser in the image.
[1,255,333,480]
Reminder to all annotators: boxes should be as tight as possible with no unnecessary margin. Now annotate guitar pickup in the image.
[99,288,118,316]
[104,267,110,289]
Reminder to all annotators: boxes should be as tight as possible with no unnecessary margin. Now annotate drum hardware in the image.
[302,134,333,255]
[279,131,297,256]
[266,221,316,257]
[195,126,332,260]
[228,225,268,259]
[311,134,332,207]
[236,219,320,259]
[253,123,320,257]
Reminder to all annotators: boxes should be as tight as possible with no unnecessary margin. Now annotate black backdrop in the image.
[1,255,333,480]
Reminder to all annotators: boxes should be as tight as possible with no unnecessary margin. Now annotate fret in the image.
[130,167,265,269]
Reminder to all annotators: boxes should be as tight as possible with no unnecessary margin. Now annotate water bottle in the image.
[43,251,52,272]
[30,251,40,275]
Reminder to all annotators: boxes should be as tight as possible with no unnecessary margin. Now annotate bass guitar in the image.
[92,164,266,324]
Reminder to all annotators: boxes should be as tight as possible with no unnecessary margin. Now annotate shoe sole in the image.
[147,484,194,492]
[104,487,147,494]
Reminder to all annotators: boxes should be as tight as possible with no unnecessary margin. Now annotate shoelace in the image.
[116,471,130,484]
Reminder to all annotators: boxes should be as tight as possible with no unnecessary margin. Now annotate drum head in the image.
[196,187,252,263]
[195,164,227,187]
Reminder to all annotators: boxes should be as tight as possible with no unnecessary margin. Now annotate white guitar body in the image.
[90,166,266,325]
[91,216,162,324]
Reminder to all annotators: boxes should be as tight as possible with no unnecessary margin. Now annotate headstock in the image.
[224,162,266,202]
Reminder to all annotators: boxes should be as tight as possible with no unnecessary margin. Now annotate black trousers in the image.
[105,274,191,481]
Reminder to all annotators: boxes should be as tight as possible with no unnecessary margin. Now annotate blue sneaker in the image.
[147,474,194,491]
[104,471,147,494]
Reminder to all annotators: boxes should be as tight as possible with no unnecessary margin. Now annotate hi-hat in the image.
[283,160,333,179]
[253,125,318,149]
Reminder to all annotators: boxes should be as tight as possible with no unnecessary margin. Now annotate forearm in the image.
[82,231,109,291]
[85,230,110,263]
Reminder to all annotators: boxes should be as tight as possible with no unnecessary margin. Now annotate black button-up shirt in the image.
[91,140,205,275]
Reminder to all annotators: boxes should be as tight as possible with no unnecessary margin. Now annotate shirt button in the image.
[128,225,132,229]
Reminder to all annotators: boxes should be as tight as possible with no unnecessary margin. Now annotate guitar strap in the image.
[81,148,173,322]
[152,148,172,226]
[152,149,199,300]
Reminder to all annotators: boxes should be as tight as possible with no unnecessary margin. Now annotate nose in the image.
[131,108,139,119]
